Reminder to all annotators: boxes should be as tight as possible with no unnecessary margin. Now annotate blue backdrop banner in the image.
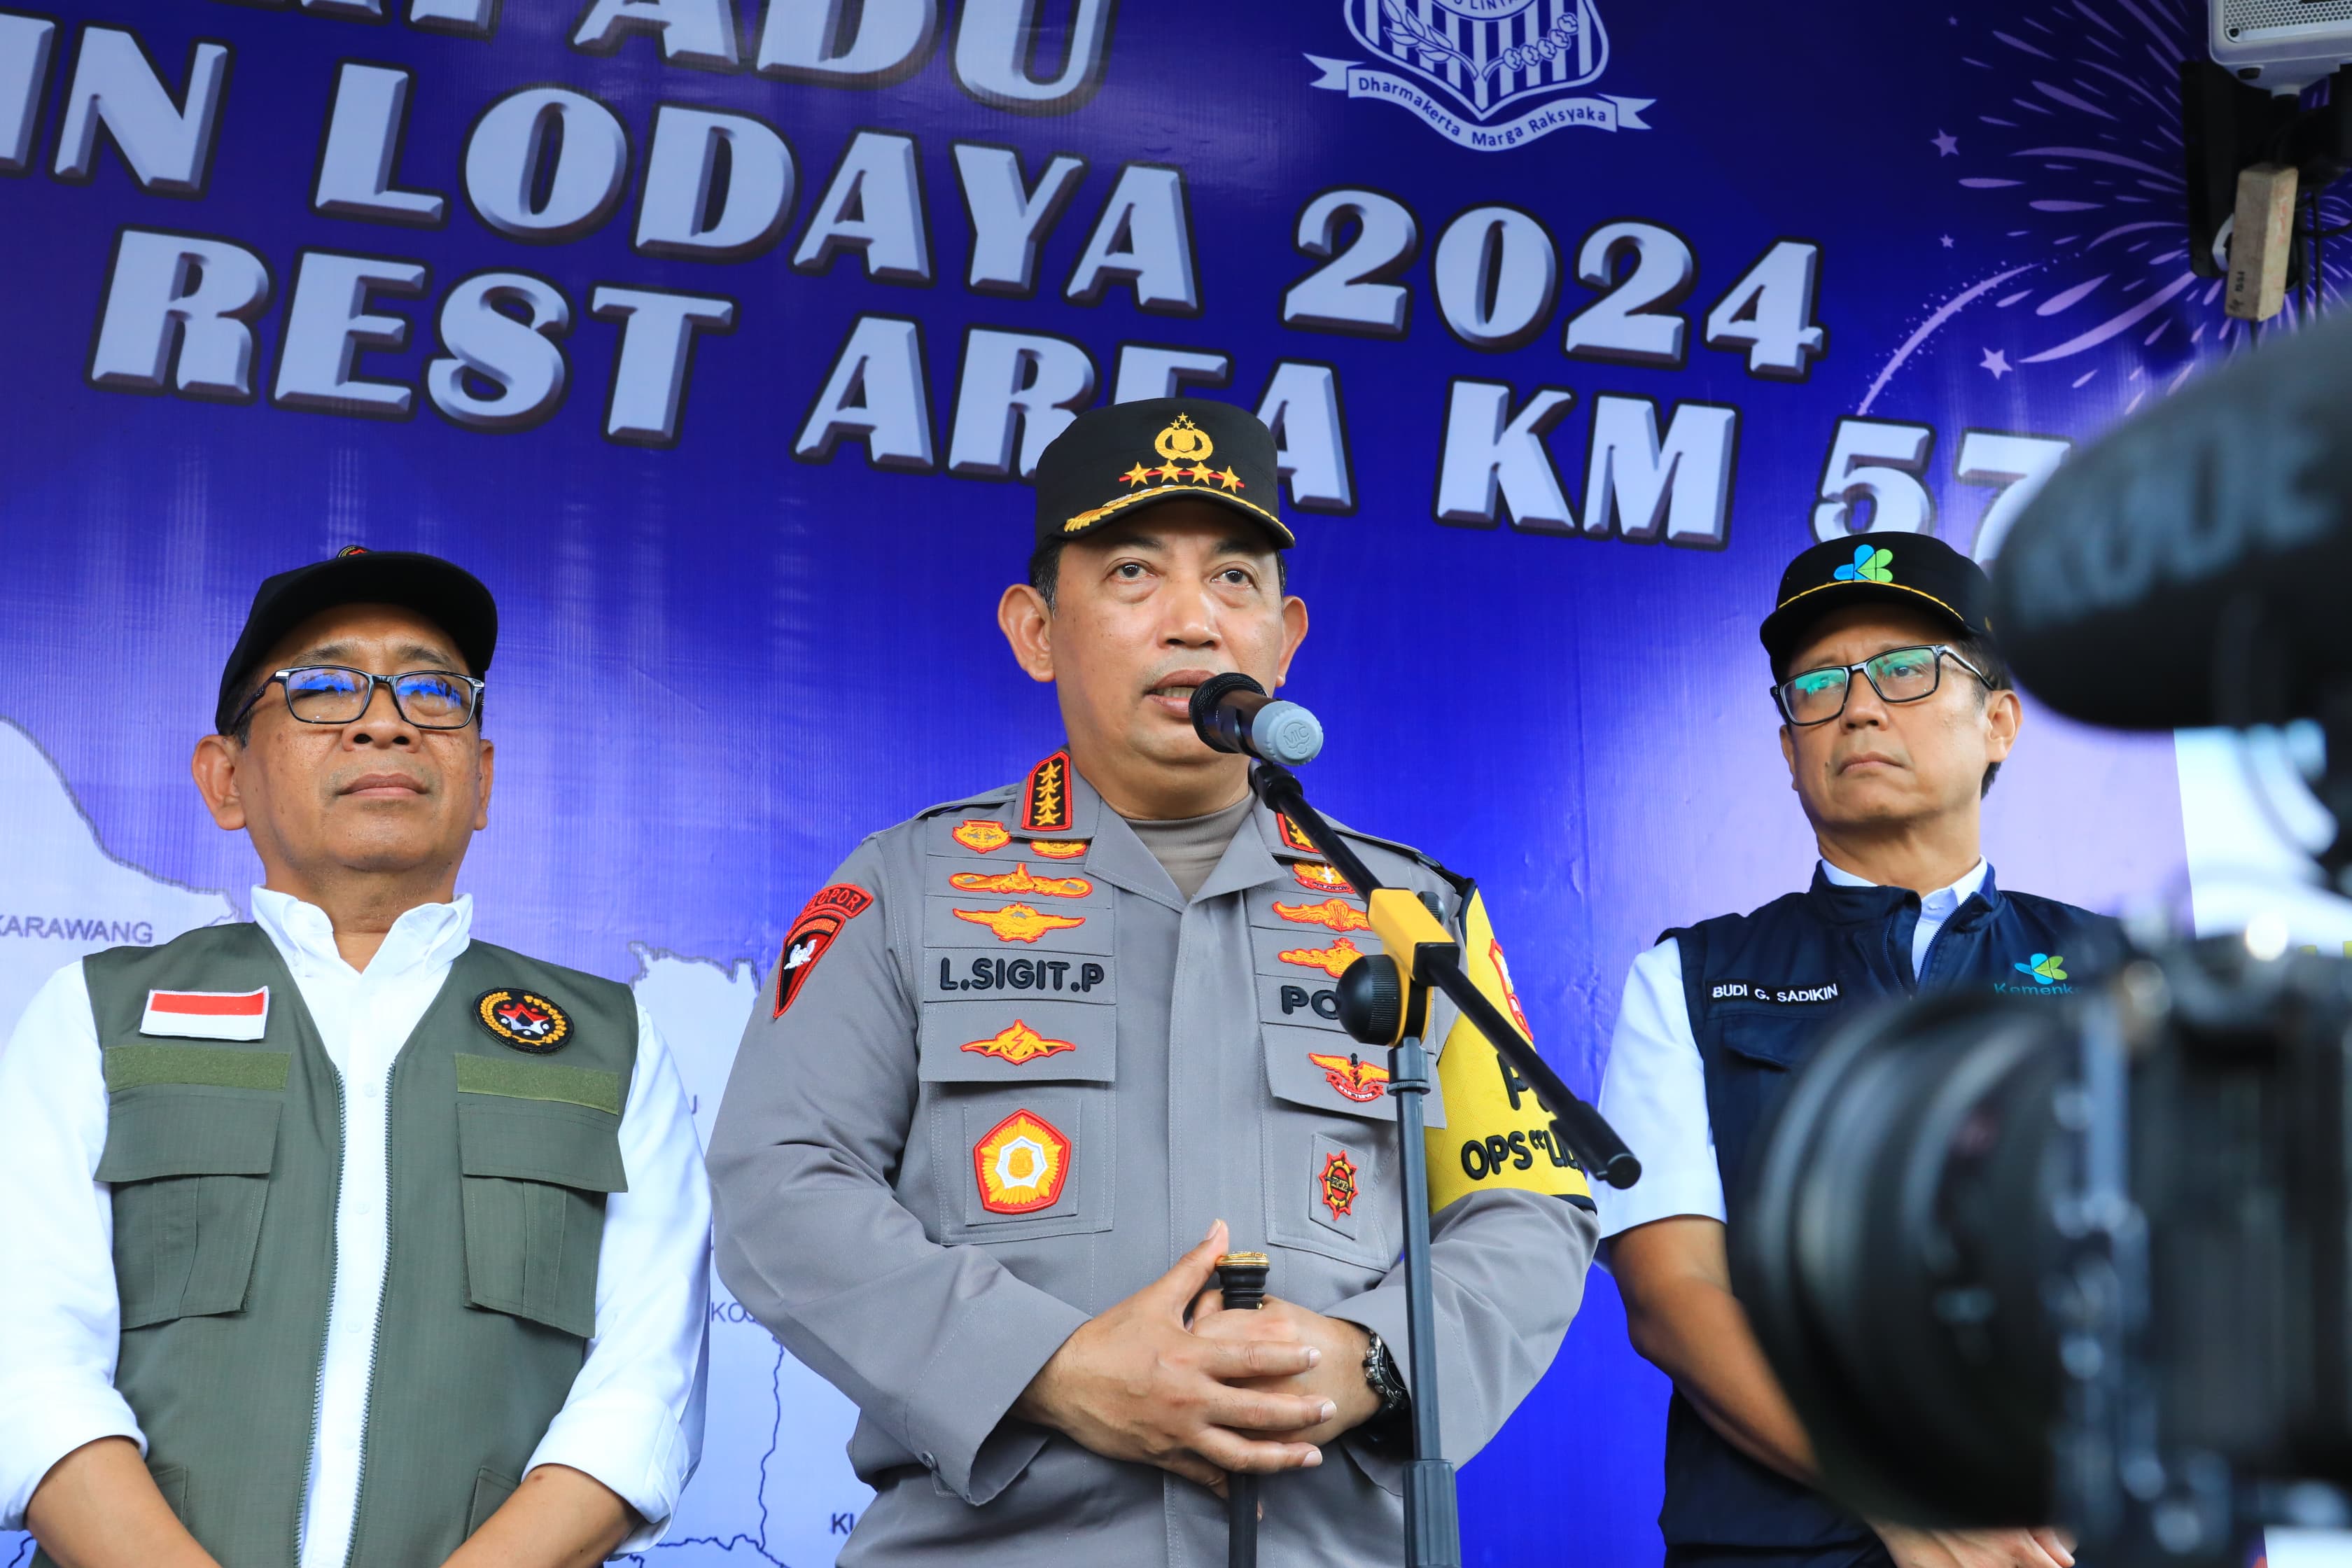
[0,0,2230,1562]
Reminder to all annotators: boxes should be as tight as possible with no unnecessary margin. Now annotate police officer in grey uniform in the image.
[708,398,1598,1566]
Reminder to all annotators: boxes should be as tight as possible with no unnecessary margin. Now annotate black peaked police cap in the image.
[1758,533,1996,674]
[215,547,498,733]
[1031,398,1295,550]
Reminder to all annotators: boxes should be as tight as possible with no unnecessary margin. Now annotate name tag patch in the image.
[1711,979,1842,1006]
[140,987,269,1041]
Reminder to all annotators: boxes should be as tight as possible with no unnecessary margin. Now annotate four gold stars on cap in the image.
[1117,460,1244,490]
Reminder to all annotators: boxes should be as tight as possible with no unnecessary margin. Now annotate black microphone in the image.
[1189,673,1325,766]
[1987,307,2352,732]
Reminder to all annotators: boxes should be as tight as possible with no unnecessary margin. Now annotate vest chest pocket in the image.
[1712,1004,1841,1072]
[455,1070,627,1340]
[97,1055,288,1331]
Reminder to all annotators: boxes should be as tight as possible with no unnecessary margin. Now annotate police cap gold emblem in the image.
[1030,397,1296,550]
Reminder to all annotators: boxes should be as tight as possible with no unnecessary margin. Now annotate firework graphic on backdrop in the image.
[1862,0,2349,416]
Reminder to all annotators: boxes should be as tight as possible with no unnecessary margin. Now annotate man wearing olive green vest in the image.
[0,550,710,1568]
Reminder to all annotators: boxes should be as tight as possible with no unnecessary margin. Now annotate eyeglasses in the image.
[1771,644,1988,727]
[229,665,484,733]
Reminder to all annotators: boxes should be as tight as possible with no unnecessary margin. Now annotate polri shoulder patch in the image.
[1021,751,1074,833]
[475,988,572,1054]
[774,883,876,1018]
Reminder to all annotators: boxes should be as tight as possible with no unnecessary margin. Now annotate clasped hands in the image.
[1012,1219,1383,1494]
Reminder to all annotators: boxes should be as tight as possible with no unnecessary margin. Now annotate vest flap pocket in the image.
[456,1097,627,1192]
[97,1086,279,1329]
[1712,1009,1828,1070]
[458,1099,620,1338]
[918,1000,1116,1084]
[1263,1023,1429,1126]
[96,1084,282,1184]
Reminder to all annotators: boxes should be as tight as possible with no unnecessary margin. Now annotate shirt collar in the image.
[1816,858,1989,911]
[251,886,474,979]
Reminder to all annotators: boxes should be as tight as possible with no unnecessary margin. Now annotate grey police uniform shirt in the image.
[707,757,1598,1567]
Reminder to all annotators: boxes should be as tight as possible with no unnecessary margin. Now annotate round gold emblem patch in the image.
[474,988,572,1054]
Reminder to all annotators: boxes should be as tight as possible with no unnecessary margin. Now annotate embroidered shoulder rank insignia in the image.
[1275,813,1321,855]
[1291,862,1357,895]
[952,902,1087,944]
[1028,839,1088,860]
[1279,937,1366,979]
[953,820,1012,854]
[974,1108,1072,1214]
[1271,897,1372,933]
[774,883,876,1017]
[475,988,572,1054]
[961,1019,1077,1065]
[1021,751,1074,833]
[948,864,1093,899]
[1319,1150,1361,1217]
[1308,1051,1390,1104]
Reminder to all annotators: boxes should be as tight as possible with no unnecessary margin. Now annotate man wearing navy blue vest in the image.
[1595,533,2119,1568]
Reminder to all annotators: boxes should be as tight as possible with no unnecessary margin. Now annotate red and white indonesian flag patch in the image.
[141,987,270,1041]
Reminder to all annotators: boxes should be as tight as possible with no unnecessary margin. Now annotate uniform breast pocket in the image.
[97,1080,284,1330]
[1259,1029,1397,1271]
[917,997,1114,1245]
[455,1081,627,1340]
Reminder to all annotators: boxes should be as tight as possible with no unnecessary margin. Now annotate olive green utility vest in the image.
[47,923,637,1568]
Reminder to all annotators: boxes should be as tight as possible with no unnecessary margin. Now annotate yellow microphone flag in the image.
[1426,890,1592,1212]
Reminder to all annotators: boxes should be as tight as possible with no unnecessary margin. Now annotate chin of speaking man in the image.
[707,398,1600,1566]
[1595,533,2124,1568]
[0,550,710,1568]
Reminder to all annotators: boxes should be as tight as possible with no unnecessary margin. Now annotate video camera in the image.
[1732,308,2352,1564]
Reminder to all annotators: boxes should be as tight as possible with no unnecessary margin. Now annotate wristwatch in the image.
[1362,1331,1412,1443]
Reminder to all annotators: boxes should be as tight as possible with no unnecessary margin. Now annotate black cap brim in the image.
[216,552,497,732]
[1759,580,1975,672]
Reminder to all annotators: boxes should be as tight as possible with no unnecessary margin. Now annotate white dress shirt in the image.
[0,890,710,1562]
[1590,860,1989,1240]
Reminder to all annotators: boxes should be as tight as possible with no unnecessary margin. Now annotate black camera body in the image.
[1735,939,2352,1560]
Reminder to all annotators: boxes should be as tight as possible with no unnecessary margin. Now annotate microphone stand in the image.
[1247,760,1640,1568]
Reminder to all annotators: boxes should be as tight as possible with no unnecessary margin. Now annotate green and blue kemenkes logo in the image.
[1998,953,2073,994]
[2015,953,2067,984]
[1835,544,1894,584]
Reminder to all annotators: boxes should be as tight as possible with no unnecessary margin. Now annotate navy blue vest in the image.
[1657,864,2120,1551]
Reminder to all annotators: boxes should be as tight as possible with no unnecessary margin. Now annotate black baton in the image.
[1215,1251,1271,1568]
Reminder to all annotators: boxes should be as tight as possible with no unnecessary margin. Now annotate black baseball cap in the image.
[215,547,497,732]
[1031,398,1294,550]
[1759,533,1995,674]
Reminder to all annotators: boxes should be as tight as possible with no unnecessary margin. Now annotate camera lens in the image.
[1733,990,2079,1527]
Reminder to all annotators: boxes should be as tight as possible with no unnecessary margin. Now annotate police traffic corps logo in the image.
[474,988,571,1053]
[1310,0,1652,153]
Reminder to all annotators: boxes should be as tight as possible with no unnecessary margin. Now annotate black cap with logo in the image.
[1758,533,1996,675]
[214,547,498,732]
[1030,398,1294,550]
